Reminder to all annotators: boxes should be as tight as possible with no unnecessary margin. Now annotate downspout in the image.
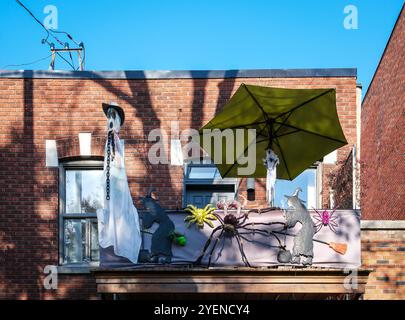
[353,84,362,209]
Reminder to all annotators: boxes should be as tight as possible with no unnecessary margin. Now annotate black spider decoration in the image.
[194,212,286,268]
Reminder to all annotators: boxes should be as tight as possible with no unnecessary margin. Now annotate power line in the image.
[15,0,64,47]
[15,0,84,70]
[2,54,52,69]
[50,29,81,46]
[54,51,76,70]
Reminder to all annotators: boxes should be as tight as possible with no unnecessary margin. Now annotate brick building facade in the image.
[0,50,401,298]
[0,68,360,299]
[360,5,405,299]
[361,5,404,220]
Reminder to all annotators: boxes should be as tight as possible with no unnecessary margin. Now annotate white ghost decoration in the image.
[97,107,142,264]
[263,148,279,206]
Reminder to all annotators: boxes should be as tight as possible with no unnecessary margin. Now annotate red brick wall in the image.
[0,75,357,299]
[362,229,405,299]
[361,6,405,220]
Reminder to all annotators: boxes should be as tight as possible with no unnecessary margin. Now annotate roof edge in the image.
[362,3,404,104]
[0,68,357,80]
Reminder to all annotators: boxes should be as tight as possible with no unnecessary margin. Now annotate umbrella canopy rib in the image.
[273,90,334,138]
[255,129,302,143]
[243,84,272,137]
[214,120,268,130]
[273,121,347,144]
[221,124,269,178]
[273,89,334,122]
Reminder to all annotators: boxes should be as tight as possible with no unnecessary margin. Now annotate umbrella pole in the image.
[266,120,277,206]
[264,124,278,207]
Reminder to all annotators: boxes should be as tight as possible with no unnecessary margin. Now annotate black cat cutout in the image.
[139,191,175,263]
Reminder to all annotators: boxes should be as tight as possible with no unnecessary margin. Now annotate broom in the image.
[272,231,347,255]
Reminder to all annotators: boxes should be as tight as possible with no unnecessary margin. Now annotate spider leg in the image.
[312,208,322,218]
[330,220,339,227]
[207,229,224,268]
[328,224,337,234]
[314,223,322,234]
[313,216,322,222]
[214,213,225,224]
[194,226,222,266]
[238,229,269,239]
[239,228,284,249]
[235,231,251,267]
[237,214,249,225]
[240,221,285,229]
[329,216,339,223]
[329,222,339,233]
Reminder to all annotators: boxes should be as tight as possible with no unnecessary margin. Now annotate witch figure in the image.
[97,102,142,264]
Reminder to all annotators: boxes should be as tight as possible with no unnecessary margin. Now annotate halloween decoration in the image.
[138,249,151,263]
[273,230,348,255]
[216,200,237,211]
[216,194,248,213]
[284,188,315,266]
[97,102,141,264]
[140,190,176,263]
[313,238,347,255]
[313,207,340,234]
[277,248,292,264]
[170,232,187,246]
[264,148,279,204]
[140,209,359,268]
[248,206,282,214]
[184,204,217,228]
[194,210,286,268]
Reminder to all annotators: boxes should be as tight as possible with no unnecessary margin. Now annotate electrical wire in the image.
[15,0,83,70]
[54,51,76,70]
[68,49,76,70]
[15,0,64,47]
[2,54,52,69]
[50,29,80,46]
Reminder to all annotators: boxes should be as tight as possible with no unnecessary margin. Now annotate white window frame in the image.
[182,158,238,207]
[273,162,322,209]
[58,157,103,267]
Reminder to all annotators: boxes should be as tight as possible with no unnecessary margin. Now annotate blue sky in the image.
[0,0,403,92]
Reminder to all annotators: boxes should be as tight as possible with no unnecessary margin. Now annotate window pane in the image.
[188,167,220,179]
[274,169,317,209]
[64,219,86,264]
[90,220,99,261]
[66,170,104,213]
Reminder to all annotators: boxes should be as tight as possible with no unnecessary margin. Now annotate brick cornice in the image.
[0,68,357,80]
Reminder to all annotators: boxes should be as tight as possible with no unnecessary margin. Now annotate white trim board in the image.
[361,220,405,230]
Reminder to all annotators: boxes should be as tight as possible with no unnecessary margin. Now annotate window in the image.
[59,159,104,265]
[274,168,318,209]
[183,159,238,208]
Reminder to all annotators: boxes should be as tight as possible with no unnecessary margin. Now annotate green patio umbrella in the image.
[199,84,347,180]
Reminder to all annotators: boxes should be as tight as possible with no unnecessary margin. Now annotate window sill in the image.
[57,264,99,274]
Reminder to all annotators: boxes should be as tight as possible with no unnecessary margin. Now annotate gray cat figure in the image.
[284,188,315,266]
